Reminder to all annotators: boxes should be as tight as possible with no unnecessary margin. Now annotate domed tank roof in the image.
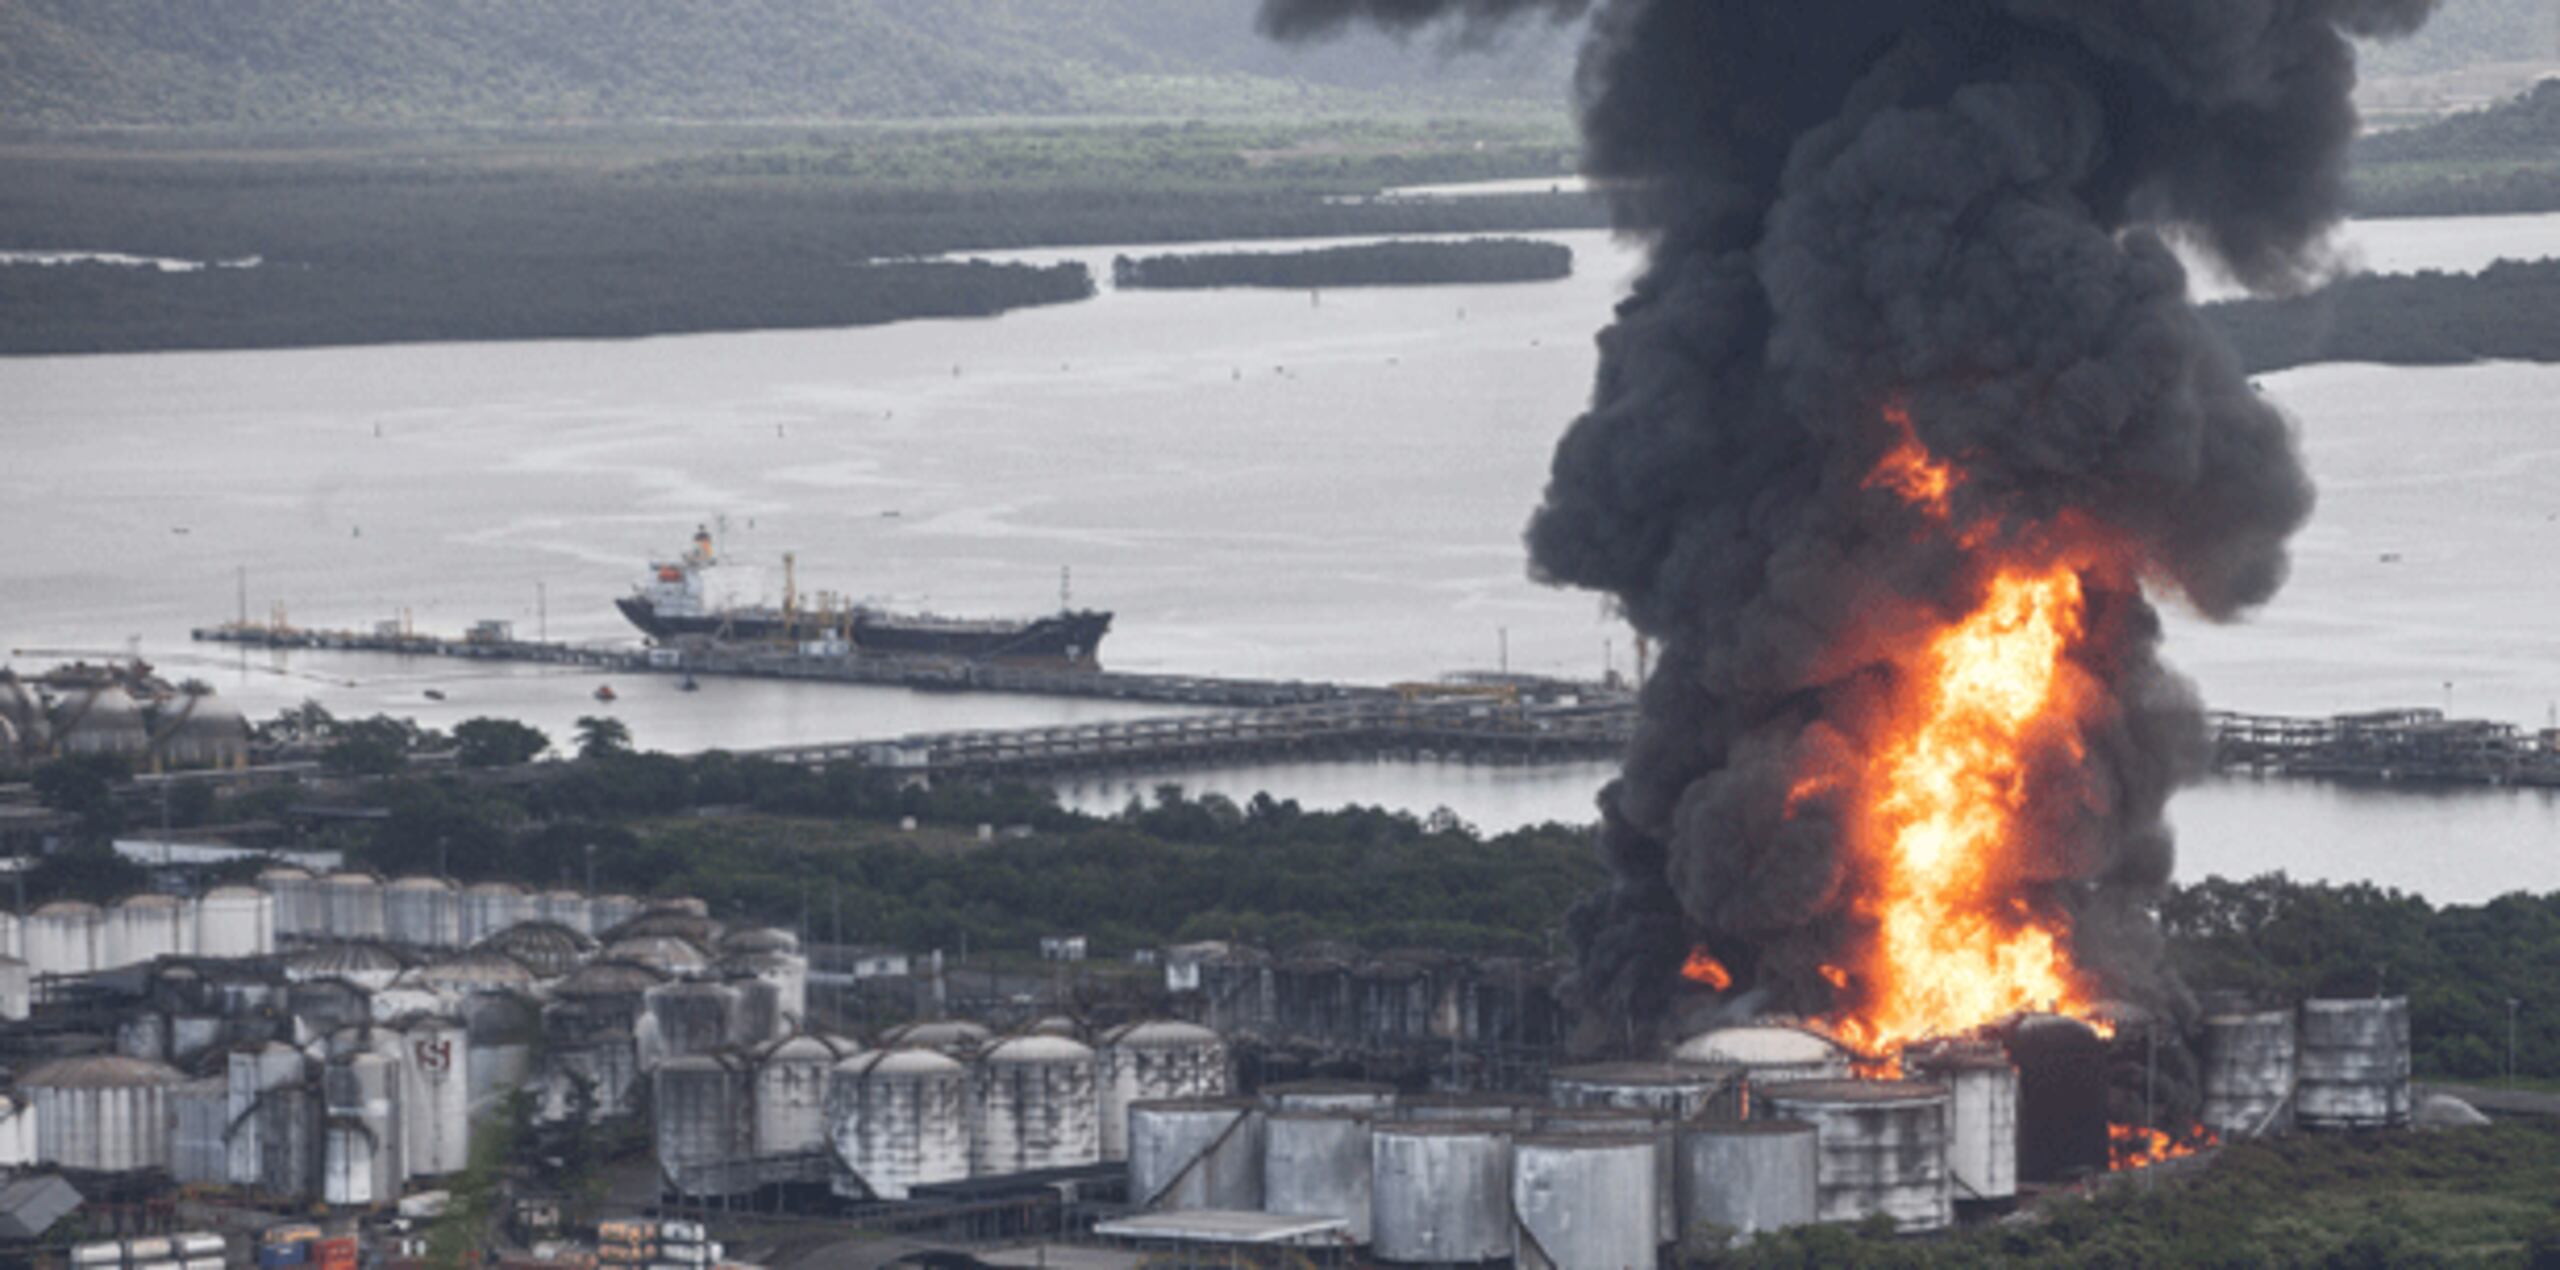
[408,948,538,988]
[115,893,187,911]
[603,911,724,946]
[285,941,409,976]
[659,1053,742,1075]
[32,900,102,918]
[719,926,800,954]
[1024,1016,1081,1039]
[984,1035,1095,1064]
[881,1020,992,1052]
[164,700,246,738]
[388,875,456,892]
[258,866,314,882]
[474,921,597,977]
[555,959,670,996]
[758,1034,847,1065]
[850,1048,965,1078]
[21,1054,185,1089]
[1673,1024,1852,1068]
[602,935,710,974]
[203,884,267,901]
[68,692,146,729]
[1103,1020,1222,1048]
[321,871,383,886]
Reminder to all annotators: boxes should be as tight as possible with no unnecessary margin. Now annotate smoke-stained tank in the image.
[1905,1043,2019,1207]
[26,900,103,978]
[22,1054,182,1172]
[1676,1119,1818,1244]
[1262,1111,1374,1244]
[971,1035,1100,1176]
[645,981,744,1065]
[2200,1010,2297,1138]
[168,1077,229,1186]
[588,894,644,934]
[382,876,460,949]
[720,949,808,1028]
[0,1092,33,1170]
[1755,1079,1951,1232]
[1511,1133,1658,1270]
[195,885,275,959]
[655,1053,754,1197]
[1128,1097,1264,1211]
[2297,997,2411,1130]
[461,990,540,1118]
[536,889,592,935]
[1096,1020,1228,1162]
[475,921,595,980]
[106,893,192,968]
[2000,1014,2110,1182]
[408,948,538,996]
[318,872,387,942]
[826,1049,972,1200]
[458,882,529,945]
[395,1014,472,1176]
[0,956,28,1023]
[283,942,407,992]
[1535,1105,1675,1246]
[752,1034,848,1158]
[227,1042,317,1197]
[878,1019,992,1058]
[1550,1061,1741,1121]
[1262,1078,1395,1116]
[322,1051,404,1206]
[1370,1121,1512,1265]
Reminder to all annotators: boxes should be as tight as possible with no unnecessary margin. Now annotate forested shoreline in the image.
[2206,259,2560,375]
[1112,238,1571,289]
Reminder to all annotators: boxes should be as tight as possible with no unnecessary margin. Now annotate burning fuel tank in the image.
[1996,1014,2110,1183]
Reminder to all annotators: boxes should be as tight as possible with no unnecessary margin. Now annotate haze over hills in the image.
[0,0,1579,129]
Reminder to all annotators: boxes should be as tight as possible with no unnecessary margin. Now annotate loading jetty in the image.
[2209,708,2560,787]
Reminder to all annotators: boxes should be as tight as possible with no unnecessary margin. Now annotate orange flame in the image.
[1681,949,1734,991]
[1808,403,2110,1058]
[2110,1123,2215,1170]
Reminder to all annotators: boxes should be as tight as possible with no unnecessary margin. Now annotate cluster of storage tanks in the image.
[654,1018,1235,1201]
[6,873,838,1214]
[1115,1001,2416,1264]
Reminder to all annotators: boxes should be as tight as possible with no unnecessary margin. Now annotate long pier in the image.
[751,696,1634,780]
[2209,708,2560,787]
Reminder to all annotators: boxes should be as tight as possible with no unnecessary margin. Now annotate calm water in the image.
[7,215,2557,902]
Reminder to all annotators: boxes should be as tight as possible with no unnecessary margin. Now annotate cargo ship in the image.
[615,527,1111,667]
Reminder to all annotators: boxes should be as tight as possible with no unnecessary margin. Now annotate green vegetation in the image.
[453,718,549,769]
[0,120,1591,354]
[2205,259,2560,375]
[0,0,1576,128]
[1692,1118,2560,1268]
[1112,237,1572,289]
[2353,81,2560,217]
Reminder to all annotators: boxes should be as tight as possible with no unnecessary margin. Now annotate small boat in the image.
[423,689,446,701]
[593,684,617,702]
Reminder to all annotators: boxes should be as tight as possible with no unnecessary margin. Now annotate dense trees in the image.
[2205,259,2560,374]
[453,718,549,768]
[1112,239,1572,289]
[2352,80,2560,217]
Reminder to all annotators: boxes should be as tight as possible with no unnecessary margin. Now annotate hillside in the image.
[2353,0,2557,77]
[2352,79,2560,215]
[0,0,1579,129]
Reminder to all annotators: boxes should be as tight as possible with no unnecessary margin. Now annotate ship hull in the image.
[616,598,1111,667]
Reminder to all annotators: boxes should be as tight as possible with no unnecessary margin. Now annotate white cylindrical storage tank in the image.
[2200,1010,2298,1139]
[2298,997,2412,1130]
[22,1055,181,1172]
[26,900,103,978]
[395,1015,472,1176]
[588,894,643,934]
[258,866,320,941]
[107,893,192,968]
[475,921,596,980]
[655,1054,754,1198]
[194,885,275,959]
[382,877,460,949]
[0,908,20,962]
[1263,1079,1395,1117]
[1535,1105,1675,1247]
[722,951,808,1029]
[1263,1111,1373,1244]
[1128,1097,1264,1211]
[322,1051,405,1206]
[283,942,407,992]
[169,1077,230,1186]
[535,889,592,935]
[0,1091,37,1170]
[458,882,529,945]
[1399,1093,1540,1126]
[1098,1021,1229,1162]
[827,1049,972,1201]
[971,1035,1100,1177]
[1674,1024,1855,1112]
[1676,1119,1818,1244]
[1550,1062,1742,1121]
[1905,1044,2019,1206]
[1757,1079,1951,1232]
[1371,1121,1512,1265]
[0,956,29,1022]
[318,872,386,941]
[1512,1133,1657,1270]
[753,1035,846,1158]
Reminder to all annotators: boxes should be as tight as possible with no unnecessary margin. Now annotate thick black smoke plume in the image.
[1265,0,2436,1056]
